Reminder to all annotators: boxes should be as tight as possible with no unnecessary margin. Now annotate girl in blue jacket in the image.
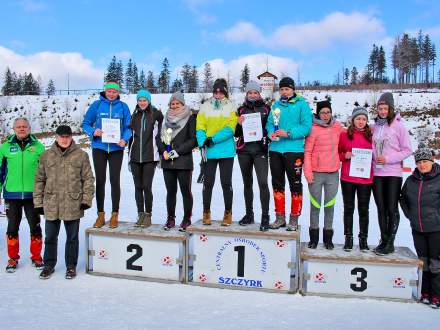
[82,81,132,229]
[266,77,312,231]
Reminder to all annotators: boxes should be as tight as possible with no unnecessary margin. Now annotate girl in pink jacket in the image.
[304,101,343,249]
[372,92,412,256]
[338,107,374,251]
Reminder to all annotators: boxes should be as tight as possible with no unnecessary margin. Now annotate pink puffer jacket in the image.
[304,117,343,182]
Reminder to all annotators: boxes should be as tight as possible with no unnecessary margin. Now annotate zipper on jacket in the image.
[108,101,112,153]
[417,180,424,232]
[140,112,145,162]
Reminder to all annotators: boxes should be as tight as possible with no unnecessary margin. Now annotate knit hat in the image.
[245,80,261,94]
[414,143,434,162]
[137,89,151,103]
[169,91,185,105]
[213,78,228,97]
[55,125,72,136]
[351,107,369,120]
[279,77,295,90]
[377,92,394,109]
[316,100,332,114]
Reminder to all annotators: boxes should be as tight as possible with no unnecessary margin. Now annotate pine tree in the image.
[1,67,15,95]
[139,70,146,89]
[181,64,192,93]
[350,66,358,85]
[23,73,36,95]
[104,56,119,83]
[116,60,124,87]
[189,66,199,93]
[158,57,171,93]
[377,46,387,82]
[46,79,56,96]
[202,62,213,92]
[240,64,250,91]
[13,72,23,94]
[132,62,139,93]
[429,42,436,83]
[146,71,156,93]
[125,59,134,93]
[422,34,432,83]
[344,68,350,85]
[171,78,183,92]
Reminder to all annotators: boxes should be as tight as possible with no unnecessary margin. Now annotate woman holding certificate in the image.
[266,77,312,231]
[128,90,163,228]
[196,78,237,226]
[372,92,412,256]
[82,81,132,229]
[159,92,196,231]
[338,107,373,251]
[304,100,343,249]
[235,81,270,231]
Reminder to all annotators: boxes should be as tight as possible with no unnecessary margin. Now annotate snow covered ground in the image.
[0,91,440,329]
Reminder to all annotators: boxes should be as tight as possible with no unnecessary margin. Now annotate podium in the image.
[86,222,187,283]
[299,243,422,302]
[187,220,300,293]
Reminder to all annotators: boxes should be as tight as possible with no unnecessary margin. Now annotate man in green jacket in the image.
[0,118,45,272]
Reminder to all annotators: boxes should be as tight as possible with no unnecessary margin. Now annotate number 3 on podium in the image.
[350,267,367,292]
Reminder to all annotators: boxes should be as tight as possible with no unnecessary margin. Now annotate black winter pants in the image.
[238,152,270,216]
[341,181,372,238]
[44,219,80,268]
[5,199,42,238]
[412,230,440,299]
[373,176,402,240]
[203,158,234,212]
[163,169,193,219]
[92,149,123,212]
[130,161,156,213]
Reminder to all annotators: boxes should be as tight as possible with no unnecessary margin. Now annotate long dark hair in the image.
[375,105,396,125]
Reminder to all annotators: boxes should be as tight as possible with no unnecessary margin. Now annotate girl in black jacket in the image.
[129,90,163,227]
[235,81,271,231]
[159,92,197,231]
[400,144,440,308]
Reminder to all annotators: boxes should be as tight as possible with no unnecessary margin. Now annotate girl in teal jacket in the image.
[266,77,312,231]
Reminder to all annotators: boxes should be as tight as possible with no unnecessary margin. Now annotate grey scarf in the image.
[376,117,388,126]
[313,115,334,127]
[161,105,192,143]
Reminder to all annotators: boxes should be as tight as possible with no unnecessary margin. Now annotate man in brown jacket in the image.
[33,125,95,279]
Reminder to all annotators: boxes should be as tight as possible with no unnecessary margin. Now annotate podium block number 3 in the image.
[126,244,143,271]
[350,267,367,292]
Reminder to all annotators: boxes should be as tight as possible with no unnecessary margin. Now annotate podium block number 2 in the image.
[350,267,367,292]
[126,244,143,271]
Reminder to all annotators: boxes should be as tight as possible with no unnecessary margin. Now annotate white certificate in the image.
[242,113,263,143]
[349,148,372,178]
[101,118,121,144]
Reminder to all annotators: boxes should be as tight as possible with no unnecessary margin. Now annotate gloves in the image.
[80,203,91,210]
[168,150,179,160]
[200,147,207,163]
[34,207,44,215]
[204,137,214,148]
[197,162,206,184]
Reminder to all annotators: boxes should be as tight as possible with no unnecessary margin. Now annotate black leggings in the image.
[203,158,234,212]
[6,199,42,238]
[373,176,402,239]
[341,181,372,238]
[130,161,157,213]
[163,169,193,219]
[412,230,440,298]
[92,149,124,213]
[238,153,270,215]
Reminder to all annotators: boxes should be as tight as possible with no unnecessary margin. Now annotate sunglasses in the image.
[319,111,331,115]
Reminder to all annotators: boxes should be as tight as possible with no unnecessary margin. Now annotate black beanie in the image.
[56,125,72,136]
[316,100,332,114]
[213,78,228,98]
[279,77,295,90]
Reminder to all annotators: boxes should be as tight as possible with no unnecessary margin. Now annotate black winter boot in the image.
[376,234,396,255]
[239,213,255,226]
[308,228,319,249]
[323,229,334,250]
[359,236,369,251]
[260,214,270,232]
[343,236,353,251]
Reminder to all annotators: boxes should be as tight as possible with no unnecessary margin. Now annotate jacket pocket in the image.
[67,192,83,216]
